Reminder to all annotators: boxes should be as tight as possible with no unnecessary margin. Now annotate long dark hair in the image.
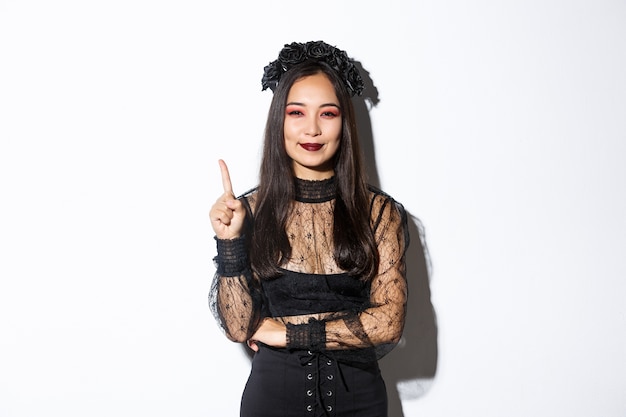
[250,60,379,281]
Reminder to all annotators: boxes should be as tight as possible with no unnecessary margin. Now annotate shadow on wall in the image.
[379,215,438,416]
[353,61,439,417]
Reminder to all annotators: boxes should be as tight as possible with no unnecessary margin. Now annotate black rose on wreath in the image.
[277,42,308,67]
[306,41,333,59]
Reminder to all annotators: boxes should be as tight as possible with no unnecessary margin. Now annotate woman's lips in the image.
[300,143,323,151]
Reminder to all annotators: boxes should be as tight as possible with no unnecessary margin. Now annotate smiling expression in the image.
[283,73,342,180]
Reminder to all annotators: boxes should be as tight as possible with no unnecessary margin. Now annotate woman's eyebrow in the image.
[286,102,340,108]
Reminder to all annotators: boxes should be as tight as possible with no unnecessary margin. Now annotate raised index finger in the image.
[218,159,234,195]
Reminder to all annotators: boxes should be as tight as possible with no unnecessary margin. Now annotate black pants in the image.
[240,344,387,417]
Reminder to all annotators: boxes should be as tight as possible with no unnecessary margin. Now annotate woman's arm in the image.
[208,160,262,343]
[283,194,409,358]
[209,236,263,343]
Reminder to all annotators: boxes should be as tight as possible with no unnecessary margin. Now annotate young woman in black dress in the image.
[209,40,409,417]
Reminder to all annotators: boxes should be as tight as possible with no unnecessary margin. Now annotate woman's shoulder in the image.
[366,185,409,244]
[238,186,259,199]
[366,184,408,223]
[238,186,259,211]
[366,184,404,208]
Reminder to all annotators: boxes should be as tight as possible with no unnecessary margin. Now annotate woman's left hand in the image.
[247,318,287,351]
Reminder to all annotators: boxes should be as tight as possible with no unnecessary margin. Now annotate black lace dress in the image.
[209,177,409,417]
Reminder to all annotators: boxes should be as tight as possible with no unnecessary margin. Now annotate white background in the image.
[1,1,625,416]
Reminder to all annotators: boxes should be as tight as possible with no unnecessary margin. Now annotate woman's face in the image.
[283,73,342,180]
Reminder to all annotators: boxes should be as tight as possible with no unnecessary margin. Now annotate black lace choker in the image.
[294,177,336,203]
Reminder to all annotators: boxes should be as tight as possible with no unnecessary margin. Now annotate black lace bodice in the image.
[209,177,409,362]
[261,269,370,317]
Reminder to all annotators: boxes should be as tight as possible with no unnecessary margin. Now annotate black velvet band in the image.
[214,236,249,275]
[286,318,326,351]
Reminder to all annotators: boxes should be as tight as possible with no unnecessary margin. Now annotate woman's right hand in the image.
[209,159,246,239]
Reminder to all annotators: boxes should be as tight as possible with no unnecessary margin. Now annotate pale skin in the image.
[283,73,342,180]
[210,73,342,351]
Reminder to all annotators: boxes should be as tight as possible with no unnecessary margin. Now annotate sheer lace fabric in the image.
[209,177,409,362]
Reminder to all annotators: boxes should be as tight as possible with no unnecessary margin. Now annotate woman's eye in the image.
[287,110,303,116]
[321,111,339,118]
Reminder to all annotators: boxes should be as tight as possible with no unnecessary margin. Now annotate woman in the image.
[209,40,409,417]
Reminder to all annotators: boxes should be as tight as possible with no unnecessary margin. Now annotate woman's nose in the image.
[305,117,321,136]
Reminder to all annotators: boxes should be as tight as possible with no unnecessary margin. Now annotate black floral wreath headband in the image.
[261,41,365,97]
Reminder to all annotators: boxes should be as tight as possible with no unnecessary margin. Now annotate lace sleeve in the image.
[287,193,409,360]
[208,236,263,343]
